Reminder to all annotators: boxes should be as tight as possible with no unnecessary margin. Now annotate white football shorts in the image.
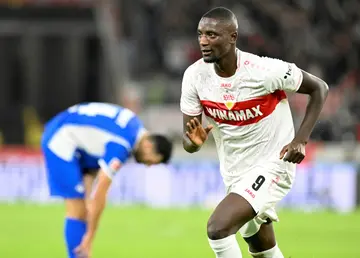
[226,161,295,238]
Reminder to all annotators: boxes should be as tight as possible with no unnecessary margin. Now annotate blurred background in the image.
[0,0,359,257]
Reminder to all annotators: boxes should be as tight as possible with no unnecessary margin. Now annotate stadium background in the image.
[0,0,359,257]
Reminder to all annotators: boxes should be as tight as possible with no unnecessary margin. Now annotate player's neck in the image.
[134,131,149,152]
[214,50,237,78]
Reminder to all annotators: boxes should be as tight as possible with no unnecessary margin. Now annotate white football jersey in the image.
[180,49,303,186]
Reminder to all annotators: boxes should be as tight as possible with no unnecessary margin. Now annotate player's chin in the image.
[202,55,217,63]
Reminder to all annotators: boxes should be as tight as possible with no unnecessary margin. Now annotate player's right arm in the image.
[183,114,213,153]
[180,68,212,153]
[183,114,202,153]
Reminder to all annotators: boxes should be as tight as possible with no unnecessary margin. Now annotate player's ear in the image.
[230,31,237,44]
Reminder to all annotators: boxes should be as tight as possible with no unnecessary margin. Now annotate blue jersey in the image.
[42,102,146,170]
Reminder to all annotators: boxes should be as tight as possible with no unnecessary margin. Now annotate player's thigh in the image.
[65,199,87,220]
[82,169,98,204]
[65,169,98,220]
[43,147,88,218]
[243,220,276,253]
[207,192,256,239]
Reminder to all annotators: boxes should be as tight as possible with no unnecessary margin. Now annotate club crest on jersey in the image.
[223,94,235,110]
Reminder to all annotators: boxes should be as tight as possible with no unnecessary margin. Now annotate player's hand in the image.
[185,118,213,147]
[279,141,306,164]
[74,234,93,258]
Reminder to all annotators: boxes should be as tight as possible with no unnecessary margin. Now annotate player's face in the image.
[134,137,162,165]
[197,18,234,63]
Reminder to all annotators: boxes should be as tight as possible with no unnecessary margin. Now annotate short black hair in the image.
[150,134,173,163]
[202,7,236,22]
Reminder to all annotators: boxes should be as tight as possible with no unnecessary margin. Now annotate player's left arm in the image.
[280,70,329,163]
[75,157,122,257]
[280,70,329,164]
[263,58,329,163]
[293,70,329,143]
[85,160,120,239]
[84,143,129,243]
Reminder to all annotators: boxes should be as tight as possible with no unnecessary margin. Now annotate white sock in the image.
[249,244,284,258]
[208,234,242,258]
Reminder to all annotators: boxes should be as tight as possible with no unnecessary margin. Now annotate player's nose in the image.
[198,35,209,46]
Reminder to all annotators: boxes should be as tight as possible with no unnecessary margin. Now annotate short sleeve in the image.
[180,68,203,116]
[98,142,130,178]
[263,58,303,93]
[122,115,146,149]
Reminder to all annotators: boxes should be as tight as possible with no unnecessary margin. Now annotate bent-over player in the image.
[41,102,173,258]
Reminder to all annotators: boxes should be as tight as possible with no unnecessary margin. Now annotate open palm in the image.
[186,118,213,147]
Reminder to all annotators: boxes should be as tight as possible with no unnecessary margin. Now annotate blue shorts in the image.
[41,112,91,199]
